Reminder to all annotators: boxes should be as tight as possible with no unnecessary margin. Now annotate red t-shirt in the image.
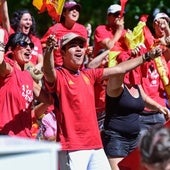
[46,67,104,150]
[93,25,127,115]
[29,34,43,65]
[0,58,34,137]
[41,23,88,66]
[139,60,165,108]
[93,25,127,57]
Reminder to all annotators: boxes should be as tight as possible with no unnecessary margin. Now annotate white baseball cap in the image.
[107,4,121,15]
[154,12,170,23]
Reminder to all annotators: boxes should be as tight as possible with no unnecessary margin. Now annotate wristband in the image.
[142,52,150,62]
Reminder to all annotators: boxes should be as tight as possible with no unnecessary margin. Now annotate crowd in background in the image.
[1,0,170,169]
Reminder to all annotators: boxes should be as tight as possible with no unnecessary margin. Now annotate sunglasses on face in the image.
[17,41,34,49]
[68,6,80,12]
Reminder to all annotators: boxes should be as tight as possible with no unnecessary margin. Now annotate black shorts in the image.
[102,130,139,157]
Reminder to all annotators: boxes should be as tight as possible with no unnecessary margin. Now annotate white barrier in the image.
[0,136,61,170]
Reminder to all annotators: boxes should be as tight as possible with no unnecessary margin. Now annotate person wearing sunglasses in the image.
[0,31,53,138]
[0,1,44,83]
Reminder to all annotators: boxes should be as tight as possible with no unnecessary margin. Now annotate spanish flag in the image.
[32,0,65,22]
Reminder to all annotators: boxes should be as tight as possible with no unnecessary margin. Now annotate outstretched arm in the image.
[87,50,109,68]
[102,46,162,79]
[43,35,57,83]
[139,84,170,120]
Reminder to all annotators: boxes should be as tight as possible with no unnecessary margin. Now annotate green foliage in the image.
[7,0,170,37]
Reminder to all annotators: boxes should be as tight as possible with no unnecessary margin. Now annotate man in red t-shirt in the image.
[43,32,161,170]
[92,4,127,130]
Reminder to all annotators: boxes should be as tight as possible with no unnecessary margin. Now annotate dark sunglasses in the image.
[68,6,80,12]
[17,41,34,49]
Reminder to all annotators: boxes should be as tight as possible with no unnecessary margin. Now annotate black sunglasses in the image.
[17,41,34,49]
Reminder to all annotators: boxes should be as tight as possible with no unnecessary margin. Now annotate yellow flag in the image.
[108,51,120,67]
[32,0,43,11]
[125,21,146,49]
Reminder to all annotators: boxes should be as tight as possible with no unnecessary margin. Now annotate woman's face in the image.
[19,13,33,35]
[13,38,34,66]
[64,7,80,23]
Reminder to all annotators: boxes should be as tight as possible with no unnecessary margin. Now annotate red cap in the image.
[64,1,81,11]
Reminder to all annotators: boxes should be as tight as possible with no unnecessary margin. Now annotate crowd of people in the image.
[1,0,170,169]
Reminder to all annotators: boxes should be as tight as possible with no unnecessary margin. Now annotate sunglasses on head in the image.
[17,41,34,49]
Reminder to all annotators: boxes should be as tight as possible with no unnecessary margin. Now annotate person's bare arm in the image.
[139,84,170,119]
[100,17,124,49]
[43,35,57,83]
[0,28,11,77]
[0,0,10,34]
[102,46,162,79]
[106,73,124,98]
[33,81,53,105]
[87,50,109,68]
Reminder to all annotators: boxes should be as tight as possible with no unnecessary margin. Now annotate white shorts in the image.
[58,148,111,170]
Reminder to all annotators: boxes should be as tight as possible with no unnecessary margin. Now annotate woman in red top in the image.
[0,1,43,82]
[0,31,52,137]
[41,0,88,67]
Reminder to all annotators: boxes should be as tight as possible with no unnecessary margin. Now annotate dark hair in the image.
[5,32,32,52]
[140,125,170,165]
[10,9,37,36]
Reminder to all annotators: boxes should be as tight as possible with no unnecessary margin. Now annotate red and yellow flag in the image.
[32,0,65,22]
[124,15,154,51]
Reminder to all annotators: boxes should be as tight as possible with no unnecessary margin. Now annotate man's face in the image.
[62,38,86,71]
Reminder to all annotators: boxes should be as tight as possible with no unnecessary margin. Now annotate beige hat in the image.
[154,12,170,23]
[61,33,86,48]
[107,4,121,14]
